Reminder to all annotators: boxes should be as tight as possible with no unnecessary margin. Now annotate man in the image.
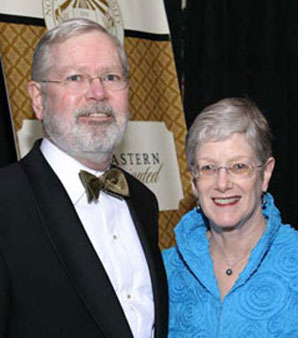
[0,19,168,338]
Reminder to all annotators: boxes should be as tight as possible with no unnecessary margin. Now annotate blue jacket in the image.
[163,193,298,337]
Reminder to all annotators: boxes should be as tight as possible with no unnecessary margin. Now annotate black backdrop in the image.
[165,0,298,228]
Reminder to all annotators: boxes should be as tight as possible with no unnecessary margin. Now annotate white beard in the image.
[42,102,128,164]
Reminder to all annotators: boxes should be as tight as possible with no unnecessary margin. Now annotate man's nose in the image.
[86,77,108,100]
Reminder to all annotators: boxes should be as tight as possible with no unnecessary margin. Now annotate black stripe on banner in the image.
[125,29,170,41]
[0,55,18,167]
[0,13,45,27]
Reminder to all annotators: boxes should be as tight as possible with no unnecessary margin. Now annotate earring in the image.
[261,192,267,209]
[196,200,201,213]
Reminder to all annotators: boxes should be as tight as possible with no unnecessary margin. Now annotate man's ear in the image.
[27,81,44,120]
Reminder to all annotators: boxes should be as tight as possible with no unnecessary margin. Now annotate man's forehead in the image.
[50,32,121,68]
[56,30,115,47]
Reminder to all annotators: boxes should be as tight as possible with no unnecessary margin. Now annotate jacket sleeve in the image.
[0,249,10,337]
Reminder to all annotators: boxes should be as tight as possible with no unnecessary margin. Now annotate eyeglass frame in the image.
[192,162,266,179]
[38,72,129,92]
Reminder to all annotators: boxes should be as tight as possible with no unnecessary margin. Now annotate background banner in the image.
[0,0,194,249]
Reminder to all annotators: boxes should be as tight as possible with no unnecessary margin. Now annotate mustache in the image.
[74,104,115,119]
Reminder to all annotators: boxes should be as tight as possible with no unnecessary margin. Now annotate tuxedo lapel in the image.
[124,172,169,338]
[21,144,133,338]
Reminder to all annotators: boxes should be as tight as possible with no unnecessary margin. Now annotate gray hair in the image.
[186,97,273,172]
[31,18,129,82]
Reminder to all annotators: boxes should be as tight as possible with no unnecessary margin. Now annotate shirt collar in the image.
[40,138,104,205]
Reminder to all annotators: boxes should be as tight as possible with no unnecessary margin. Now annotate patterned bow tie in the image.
[79,168,130,203]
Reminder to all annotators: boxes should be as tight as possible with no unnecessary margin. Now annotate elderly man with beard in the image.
[0,19,168,338]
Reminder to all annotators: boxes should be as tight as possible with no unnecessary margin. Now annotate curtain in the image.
[183,0,298,227]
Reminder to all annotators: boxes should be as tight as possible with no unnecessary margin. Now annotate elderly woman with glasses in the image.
[163,97,298,337]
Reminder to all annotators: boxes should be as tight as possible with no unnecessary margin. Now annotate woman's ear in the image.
[27,81,44,120]
[191,175,199,198]
[262,157,275,192]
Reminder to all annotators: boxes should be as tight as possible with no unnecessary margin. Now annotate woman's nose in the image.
[215,168,232,191]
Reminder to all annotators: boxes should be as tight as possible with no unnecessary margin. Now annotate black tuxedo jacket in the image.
[0,142,168,338]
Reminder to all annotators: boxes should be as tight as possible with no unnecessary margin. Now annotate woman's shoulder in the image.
[162,246,186,274]
[265,223,298,280]
[268,222,298,257]
[275,222,298,243]
[162,246,177,263]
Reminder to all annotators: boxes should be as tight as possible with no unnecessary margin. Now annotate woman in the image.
[163,97,298,337]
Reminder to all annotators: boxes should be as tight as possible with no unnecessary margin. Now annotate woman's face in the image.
[193,133,275,230]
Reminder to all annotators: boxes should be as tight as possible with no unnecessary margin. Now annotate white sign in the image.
[17,120,183,210]
[17,119,43,158]
[43,0,125,43]
[0,0,170,34]
[112,121,183,210]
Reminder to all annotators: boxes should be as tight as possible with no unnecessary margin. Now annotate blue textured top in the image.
[162,193,298,337]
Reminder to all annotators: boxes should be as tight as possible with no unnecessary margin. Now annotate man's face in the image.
[35,31,129,165]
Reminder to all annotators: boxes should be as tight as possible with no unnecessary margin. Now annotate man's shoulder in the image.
[0,160,23,180]
[0,160,29,208]
[116,166,159,215]
[117,166,157,199]
[0,143,47,189]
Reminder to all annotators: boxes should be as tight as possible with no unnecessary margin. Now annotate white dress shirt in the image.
[40,139,155,338]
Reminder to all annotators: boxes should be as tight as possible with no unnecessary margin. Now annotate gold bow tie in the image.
[79,168,130,203]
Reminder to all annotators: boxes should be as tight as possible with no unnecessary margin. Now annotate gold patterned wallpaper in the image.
[0,22,195,249]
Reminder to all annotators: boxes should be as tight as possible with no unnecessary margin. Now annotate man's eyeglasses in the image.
[39,73,128,92]
[193,163,265,179]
